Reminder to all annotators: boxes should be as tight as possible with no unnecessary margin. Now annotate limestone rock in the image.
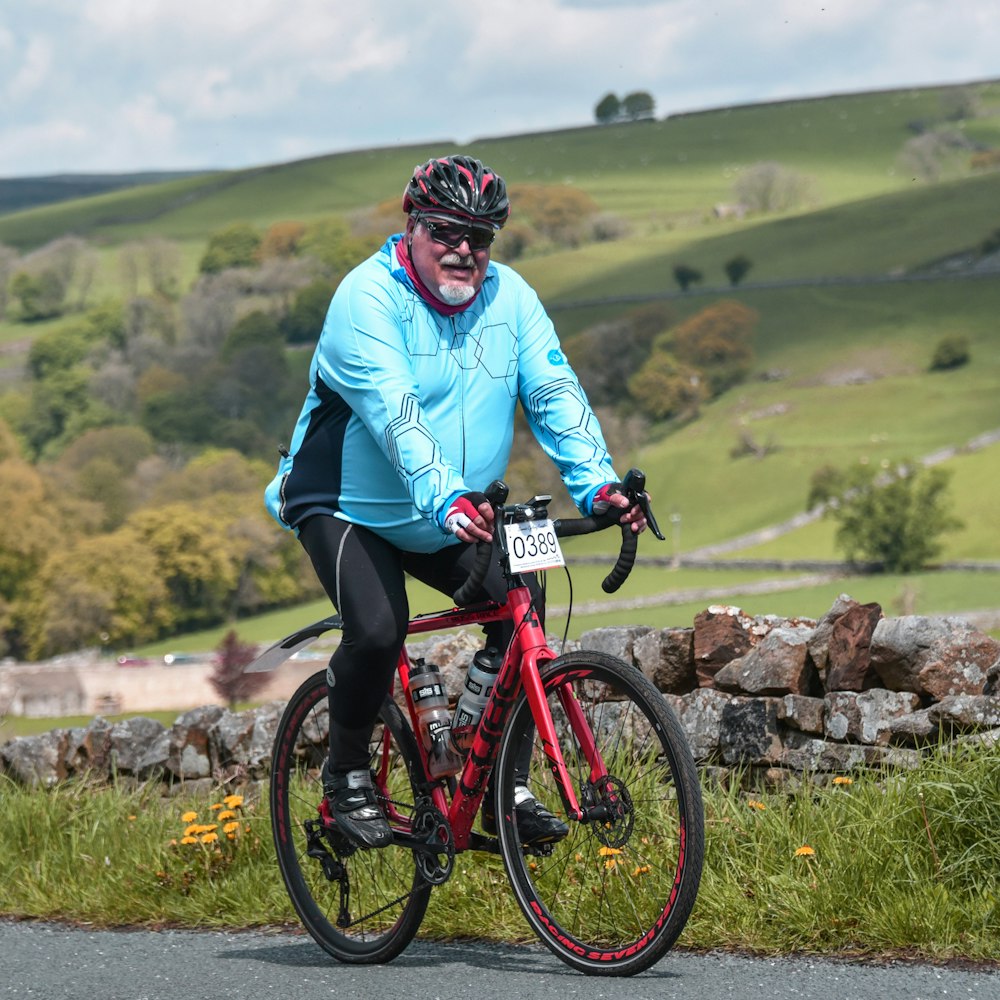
[633,627,695,693]
[871,616,1000,700]
[714,627,818,696]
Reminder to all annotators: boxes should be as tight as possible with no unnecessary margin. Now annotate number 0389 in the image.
[504,519,565,573]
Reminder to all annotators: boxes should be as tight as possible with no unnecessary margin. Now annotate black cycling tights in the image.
[298,514,543,772]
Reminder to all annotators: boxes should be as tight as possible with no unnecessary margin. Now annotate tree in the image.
[283,279,337,343]
[672,264,702,292]
[806,463,844,511]
[594,92,621,124]
[508,184,600,247]
[18,529,172,659]
[257,220,307,261]
[569,303,672,406]
[622,91,655,121]
[199,223,262,274]
[10,270,66,320]
[128,503,241,630]
[209,630,267,708]
[0,243,18,319]
[627,351,707,421]
[724,255,753,287]
[144,237,182,299]
[299,217,371,275]
[733,161,814,213]
[668,299,757,396]
[825,462,963,572]
[221,310,283,360]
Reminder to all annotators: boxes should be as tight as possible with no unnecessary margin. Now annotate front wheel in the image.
[494,651,704,976]
[270,670,431,964]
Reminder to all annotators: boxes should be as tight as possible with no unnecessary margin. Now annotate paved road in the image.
[2,921,998,1000]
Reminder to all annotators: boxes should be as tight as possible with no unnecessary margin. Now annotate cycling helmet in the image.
[402,155,510,228]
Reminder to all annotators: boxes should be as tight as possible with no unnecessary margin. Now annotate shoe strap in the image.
[514,785,535,806]
[342,769,375,791]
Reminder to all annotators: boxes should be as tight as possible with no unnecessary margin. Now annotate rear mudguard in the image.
[243,615,343,673]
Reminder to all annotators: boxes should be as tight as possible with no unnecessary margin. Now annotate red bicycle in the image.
[252,470,704,976]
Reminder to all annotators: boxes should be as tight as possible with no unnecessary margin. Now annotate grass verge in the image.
[2,741,998,960]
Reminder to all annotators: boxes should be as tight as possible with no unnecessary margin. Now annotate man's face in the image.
[407,213,495,306]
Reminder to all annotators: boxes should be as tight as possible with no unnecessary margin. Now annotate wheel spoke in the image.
[494,651,704,976]
[270,673,431,963]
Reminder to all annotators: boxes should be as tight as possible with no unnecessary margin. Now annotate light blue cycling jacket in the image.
[264,235,617,553]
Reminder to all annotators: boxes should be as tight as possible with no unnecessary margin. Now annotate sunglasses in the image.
[420,216,497,252]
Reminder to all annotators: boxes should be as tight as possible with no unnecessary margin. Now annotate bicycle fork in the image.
[518,648,616,824]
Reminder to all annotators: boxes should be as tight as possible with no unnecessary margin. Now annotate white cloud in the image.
[6,36,53,101]
[0,0,998,176]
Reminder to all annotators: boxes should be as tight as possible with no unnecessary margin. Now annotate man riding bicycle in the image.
[265,155,646,849]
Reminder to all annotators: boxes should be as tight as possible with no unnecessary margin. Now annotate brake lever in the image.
[620,468,665,541]
[638,492,665,541]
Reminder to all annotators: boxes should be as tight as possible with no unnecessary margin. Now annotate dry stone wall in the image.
[2,595,999,790]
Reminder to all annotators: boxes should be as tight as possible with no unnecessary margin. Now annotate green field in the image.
[2,80,998,658]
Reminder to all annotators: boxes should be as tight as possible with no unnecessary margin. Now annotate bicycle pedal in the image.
[523,841,557,858]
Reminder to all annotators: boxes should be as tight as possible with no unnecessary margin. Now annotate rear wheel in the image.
[494,651,704,976]
[270,670,431,963]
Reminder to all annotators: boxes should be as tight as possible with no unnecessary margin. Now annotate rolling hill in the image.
[2,79,998,642]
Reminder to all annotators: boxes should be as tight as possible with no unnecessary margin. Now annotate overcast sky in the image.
[2,0,997,178]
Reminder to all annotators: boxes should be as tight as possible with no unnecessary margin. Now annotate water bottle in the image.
[451,647,502,753]
[408,659,462,778]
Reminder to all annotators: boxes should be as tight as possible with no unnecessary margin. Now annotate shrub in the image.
[508,184,600,248]
[929,335,970,372]
[733,162,814,213]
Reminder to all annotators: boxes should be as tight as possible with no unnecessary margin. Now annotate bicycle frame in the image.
[396,578,601,852]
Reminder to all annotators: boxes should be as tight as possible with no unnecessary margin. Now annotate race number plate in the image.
[504,519,565,573]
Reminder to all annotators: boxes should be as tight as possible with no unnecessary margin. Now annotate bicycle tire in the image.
[494,650,704,976]
[270,670,431,964]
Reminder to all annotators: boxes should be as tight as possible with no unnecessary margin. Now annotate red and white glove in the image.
[591,483,621,514]
[443,491,489,536]
[591,483,648,534]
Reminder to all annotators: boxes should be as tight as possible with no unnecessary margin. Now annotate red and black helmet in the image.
[402,155,510,228]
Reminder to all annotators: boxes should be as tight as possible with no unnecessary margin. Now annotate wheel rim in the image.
[271,677,430,960]
[497,656,701,970]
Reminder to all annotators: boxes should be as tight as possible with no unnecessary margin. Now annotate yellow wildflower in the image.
[181,811,198,823]
[201,832,219,844]
[598,846,622,857]
[794,845,816,857]
[127,815,137,821]
[180,836,198,845]
[217,810,236,821]
[632,865,651,876]
[210,803,223,811]
[747,799,766,811]
[605,859,618,870]
[833,776,853,786]
[223,821,240,834]
[223,794,244,808]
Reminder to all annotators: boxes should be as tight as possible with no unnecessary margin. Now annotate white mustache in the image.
[441,251,474,267]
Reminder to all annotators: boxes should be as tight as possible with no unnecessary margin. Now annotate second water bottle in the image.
[451,646,502,753]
